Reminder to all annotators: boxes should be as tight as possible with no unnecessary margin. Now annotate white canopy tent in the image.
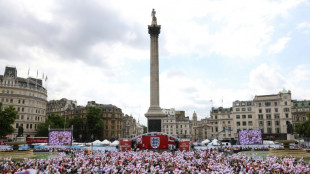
[211,139,220,146]
[101,139,111,145]
[92,140,103,145]
[110,140,119,146]
[201,139,210,145]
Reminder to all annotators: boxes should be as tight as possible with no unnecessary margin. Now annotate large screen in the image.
[238,130,262,145]
[49,131,72,146]
[148,120,161,132]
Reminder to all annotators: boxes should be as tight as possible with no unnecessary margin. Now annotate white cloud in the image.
[268,37,291,54]
[248,64,286,94]
[248,64,310,100]
[297,22,310,33]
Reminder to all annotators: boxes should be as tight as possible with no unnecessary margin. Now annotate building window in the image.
[258,103,261,107]
[30,124,32,129]
[266,109,271,113]
[276,128,280,134]
[236,115,240,119]
[267,121,271,126]
[247,102,252,106]
[26,124,29,129]
[275,108,278,112]
[258,114,263,119]
[248,121,253,126]
[248,115,252,118]
[21,115,24,120]
[242,108,246,111]
[284,108,290,112]
[16,123,19,128]
[265,102,271,106]
[259,121,263,127]
[242,115,246,119]
[236,108,240,111]
[286,114,289,118]
[259,109,262,113]
[247,107,252,111]
[275,121,280,126]
[274,114,280,119]
[266,114,271,119]
[285,101,287,105]
[274,102,277,106]
[267,128,272,134]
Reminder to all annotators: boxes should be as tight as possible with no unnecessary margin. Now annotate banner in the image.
[120,140,132,151]
[139,133,168,149]
[179,141,190,151]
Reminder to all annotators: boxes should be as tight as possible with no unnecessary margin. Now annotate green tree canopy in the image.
[295,112,310,139]
[68,115,84,141]
[36,113,66,136]
[0,102,18,138]
[86,107,104,141]
[142,125,147,133]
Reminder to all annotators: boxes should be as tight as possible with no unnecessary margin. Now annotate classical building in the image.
[87,101,124,140]
[122,114,144,138]
[192,116,211,141]
[46,98,77,116]
[161,108,195,139]
[0,66,48,138]
[292,100,310,133]
[209,107,233,141]
[123,114,137,138]
[231,100,255,139]
[253,89,293,140]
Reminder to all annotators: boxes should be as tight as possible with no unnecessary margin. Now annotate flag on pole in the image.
[45,76,48,81]
[28,68,30,76]
[42,73,44,80]
[37,70,38,78]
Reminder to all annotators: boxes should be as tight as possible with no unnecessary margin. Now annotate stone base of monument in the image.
[16,136,26,142]
[0,150,34,159]
[269,140,309,159]
[287,134,295,141]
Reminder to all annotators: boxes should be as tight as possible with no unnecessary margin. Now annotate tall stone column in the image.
[145,9,166,132]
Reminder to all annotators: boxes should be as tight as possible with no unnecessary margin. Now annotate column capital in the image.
[148,25,161,37]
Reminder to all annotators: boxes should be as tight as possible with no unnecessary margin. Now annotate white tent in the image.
[211,139,220,146]
[110,140,119,146]
[201,139,210,145]
[101,139,111,145]
[93,140,103,145]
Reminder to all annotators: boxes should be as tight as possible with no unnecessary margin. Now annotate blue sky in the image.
[0,0,309,125]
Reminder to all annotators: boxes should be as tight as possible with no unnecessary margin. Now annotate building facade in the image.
[253,89,292,140]
[231,100,255,139]
[123,114,137,138]
[0,66,48,138]
[209,107,233,141]
[47,98,77,116]
[292,100,310,134]
[162,108,192,139]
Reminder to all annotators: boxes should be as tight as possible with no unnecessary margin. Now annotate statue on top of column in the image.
[151,9,157,25]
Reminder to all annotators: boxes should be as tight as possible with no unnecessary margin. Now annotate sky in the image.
[0,0,310,125]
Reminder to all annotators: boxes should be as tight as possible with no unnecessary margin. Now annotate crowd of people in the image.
[1,148,310,173]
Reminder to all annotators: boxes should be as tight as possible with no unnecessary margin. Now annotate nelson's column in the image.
[145,9,166,132]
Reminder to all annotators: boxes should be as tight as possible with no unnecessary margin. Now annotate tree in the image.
[295,112,310,140]
[36,114,66,136]
[86,107,104,141]
[0,102,18,138]
[68,116,84,141]
[142,125,148,133]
